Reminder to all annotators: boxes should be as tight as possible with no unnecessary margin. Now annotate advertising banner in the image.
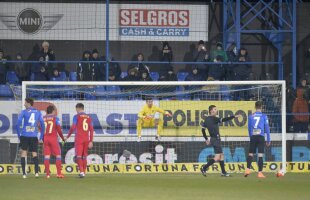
[0,100,254,138]
[0,3,208,41]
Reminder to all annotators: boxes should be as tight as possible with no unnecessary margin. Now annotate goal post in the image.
[21,80,286,174]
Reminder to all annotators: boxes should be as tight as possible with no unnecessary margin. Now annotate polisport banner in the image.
[0,162,309,175]
[0,100,254,138]
[161,101,256,136]
[0,3,208,41]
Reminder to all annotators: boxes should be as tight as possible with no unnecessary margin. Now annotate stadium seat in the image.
[149,72,159,81]
[120,72,128,79]
[69,72,77,81]
[177,72,188,81]
[59,72,67,81]
[94,86,106,100]
[0,85,14,98]
[106,85,126,100]
[6,71,20,84]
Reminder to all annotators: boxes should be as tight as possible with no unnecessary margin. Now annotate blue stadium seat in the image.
[149,72,159,81]
[94,86,106,100]
[59,72,67,81]
[121,72,128,79]
[106,85,125,100]
[6,71,20,84]
[69,72,77,81]
[0,85,14,98]
[177,72,188,81]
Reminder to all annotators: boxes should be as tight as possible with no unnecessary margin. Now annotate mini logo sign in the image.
[0,8,63,34]
[17,8,42,34]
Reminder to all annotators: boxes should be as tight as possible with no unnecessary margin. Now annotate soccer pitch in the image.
[0,173,309,200]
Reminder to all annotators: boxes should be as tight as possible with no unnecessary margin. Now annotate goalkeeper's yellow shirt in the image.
[138,105,166,118]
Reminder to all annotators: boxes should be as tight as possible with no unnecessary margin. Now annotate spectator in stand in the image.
[128,53,150,77]
[140,70,152,81]
[207,55,226,81]
[193,40,209,80]
[14,53,29,83]
[40,41,55,79]
[0,49,8,84]
[92,49,105,81]
[77,50,95,81]
[211,42,228,62]
[32,56,48,81]
[286,80,296,132]
[226,43,238,80]
[50,68,63,81]
[185,66,204,82]
[158,65,177,82]
[292,88,309,133]
[233,48,252,80]
[185,66,204,91]
[108,70,120,82]
[122,67,140,82]
[298,78,310,102]
[159,41,173,76]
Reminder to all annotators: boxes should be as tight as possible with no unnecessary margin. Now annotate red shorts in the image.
[75,140,89,157]
[44,138,61,156]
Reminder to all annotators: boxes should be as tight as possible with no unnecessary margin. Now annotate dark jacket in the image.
[233,49,252,80]
[40,49,55,78]
[77,51,95,81]
[31,62,48,81]
[93,56,105,81]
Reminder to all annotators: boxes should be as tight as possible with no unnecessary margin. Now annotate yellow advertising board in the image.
[160,101,256,136]
[0,162,308,175]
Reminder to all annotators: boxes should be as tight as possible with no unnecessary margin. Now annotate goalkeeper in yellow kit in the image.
[137,97,172,142]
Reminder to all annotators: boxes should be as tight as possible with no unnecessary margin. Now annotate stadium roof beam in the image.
[223,0,299,88]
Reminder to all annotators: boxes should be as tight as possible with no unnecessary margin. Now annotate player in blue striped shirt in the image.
[245,101,270,178]
[16,98,45,178]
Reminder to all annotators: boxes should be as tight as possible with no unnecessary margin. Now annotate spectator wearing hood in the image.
[292,88,309,133]
[159,41,173,76]
[31,56,48,81]
[158,65,177,82]
[91,49,104,81]
[40,41,55,79]
[108,69,120,82]
[122,67,140,82]
[233,48,252,80]
[193,40,209,80]
[185,66,204,91]
[207,55,226,81]
[0,49,8,84]
[211,42,228,62]
[77,50,95,81]
[121,67,140,91]
[14,53,29,82]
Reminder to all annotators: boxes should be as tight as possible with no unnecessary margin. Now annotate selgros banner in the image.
[0,3,208,41]
[0,100,254,138]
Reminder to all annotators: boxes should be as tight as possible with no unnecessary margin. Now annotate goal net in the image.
[21,81,286,174]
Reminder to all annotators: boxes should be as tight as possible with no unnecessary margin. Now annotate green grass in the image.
[0,173,309,200]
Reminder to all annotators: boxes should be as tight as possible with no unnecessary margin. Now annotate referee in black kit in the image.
[200,105,241,177]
